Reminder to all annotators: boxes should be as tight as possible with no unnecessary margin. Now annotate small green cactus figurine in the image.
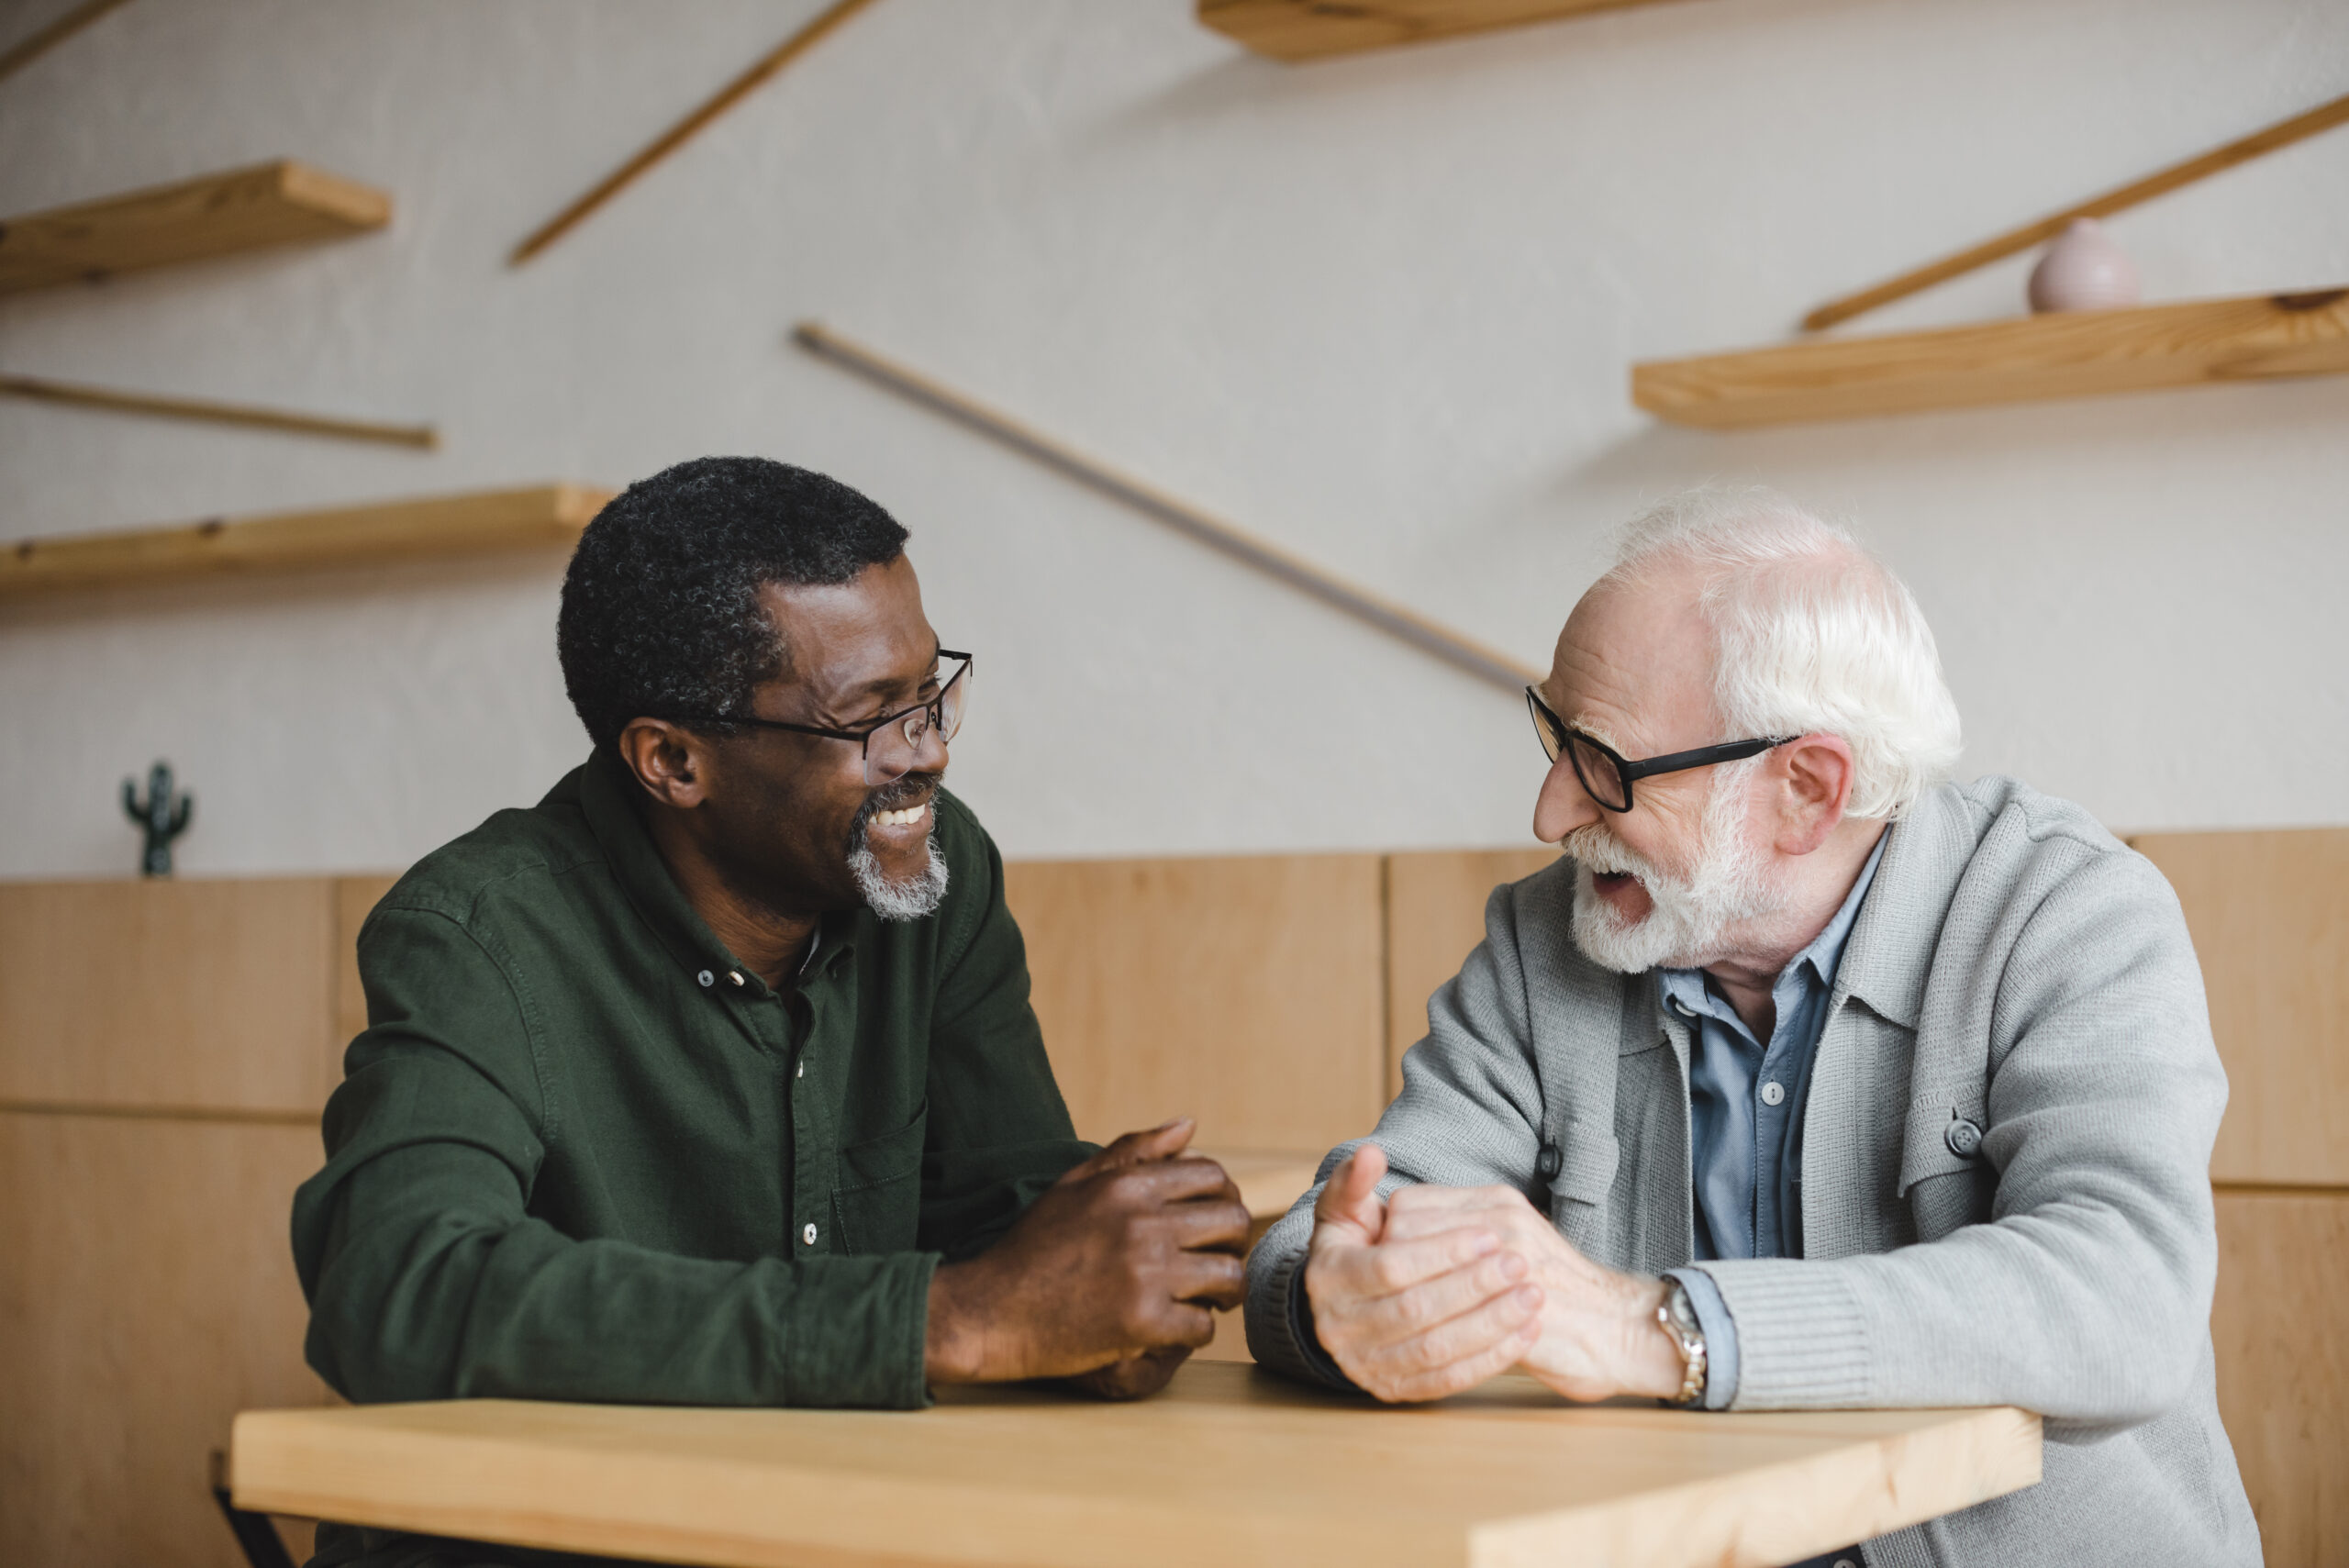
[122,760,193,878]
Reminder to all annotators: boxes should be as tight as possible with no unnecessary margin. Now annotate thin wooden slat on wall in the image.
[2211,1191,2349,1567]
[1384,849,1558,1100]
[0,1113,333,1567]
[2132,829,2349,1186]
[1004,854,1386,1153]
[0,878,339,1117]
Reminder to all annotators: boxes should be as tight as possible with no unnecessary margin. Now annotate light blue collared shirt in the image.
[1664,830,1887,1414]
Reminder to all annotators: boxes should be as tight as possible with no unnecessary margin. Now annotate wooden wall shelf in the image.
[1632,288,2349,428]
[0,484,615,601]
[0,161,390,295]
[1197,0,1689,61]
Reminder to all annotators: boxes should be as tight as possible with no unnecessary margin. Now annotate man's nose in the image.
[1532,759,1598,844]
[911,714,950,775]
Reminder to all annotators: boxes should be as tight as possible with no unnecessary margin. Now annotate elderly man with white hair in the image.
[1243,492,2259,1568]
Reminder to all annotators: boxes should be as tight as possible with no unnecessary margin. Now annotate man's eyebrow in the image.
[1568,715,1631,753]
[841,643,945,705]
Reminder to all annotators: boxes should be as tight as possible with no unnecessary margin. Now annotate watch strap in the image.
[1657,1279,1708,1407]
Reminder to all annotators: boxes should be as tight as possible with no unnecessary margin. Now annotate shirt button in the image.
[696,969,714,988]
[1834,1560,1858,1568]
[729,971,745,986]
[801,1222,818,1246]
[796,1058,806,1079]
[1761,1080,1786,1106]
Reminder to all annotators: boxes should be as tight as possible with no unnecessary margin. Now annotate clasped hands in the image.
[926,1118,1251,1400]
[1302,1143,1687,1404]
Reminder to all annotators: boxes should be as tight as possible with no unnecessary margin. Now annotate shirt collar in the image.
[1827,784,1979,1030]
[1794,827,1888,992]
[1658,827,1889,1019]
[576,745,856,996]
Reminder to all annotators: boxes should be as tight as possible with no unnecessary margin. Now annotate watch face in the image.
[1664,1283,1702,1340]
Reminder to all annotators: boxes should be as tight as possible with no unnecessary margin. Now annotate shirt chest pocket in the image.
[829,1102,928,1255]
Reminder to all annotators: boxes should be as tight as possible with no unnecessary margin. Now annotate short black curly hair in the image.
[557,457,910,749]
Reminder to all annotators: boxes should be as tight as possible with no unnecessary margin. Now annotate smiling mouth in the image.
[1593,870,1638,893]
[868,801,930,829]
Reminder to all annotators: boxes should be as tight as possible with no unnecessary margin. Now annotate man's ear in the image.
[617,719,714,810]
[1772,734,1855,856]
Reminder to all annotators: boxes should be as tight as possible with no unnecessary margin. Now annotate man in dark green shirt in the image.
[293,458,1249,1566]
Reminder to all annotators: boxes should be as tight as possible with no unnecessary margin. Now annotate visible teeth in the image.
[872,803,929,828]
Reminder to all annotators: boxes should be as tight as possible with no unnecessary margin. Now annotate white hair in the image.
[1601,487,1962,821]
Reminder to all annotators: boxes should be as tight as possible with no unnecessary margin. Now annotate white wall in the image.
[2,0,2343,880]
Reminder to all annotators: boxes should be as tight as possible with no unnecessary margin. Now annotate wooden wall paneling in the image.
[2130,828,2349,1186]
[1003,854,1386,1154]
[0,878,338,1116]
[0,1112,334,1568]
[2210,1191,2349,1567]
[1384,849,1559,1099]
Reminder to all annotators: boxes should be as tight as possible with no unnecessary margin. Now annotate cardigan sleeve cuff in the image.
[1681,1259,1870,1410]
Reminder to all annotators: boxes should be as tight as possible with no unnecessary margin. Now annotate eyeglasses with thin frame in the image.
[1525,686,1793,814]
[674,651,972,786]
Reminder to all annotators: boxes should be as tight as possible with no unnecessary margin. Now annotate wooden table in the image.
[232,1361,2039,1568]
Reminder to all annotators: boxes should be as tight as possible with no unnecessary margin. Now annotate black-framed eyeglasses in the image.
[674,651,972,786]
[1526,686,1793,814]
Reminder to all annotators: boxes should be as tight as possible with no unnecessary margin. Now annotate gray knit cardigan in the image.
[1244,777,2261,1568]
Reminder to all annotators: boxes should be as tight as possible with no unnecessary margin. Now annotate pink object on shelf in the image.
[2027,217,2142,313]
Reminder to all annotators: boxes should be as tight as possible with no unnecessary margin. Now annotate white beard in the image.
[848,828,950,921]
[1565,763,1776,973]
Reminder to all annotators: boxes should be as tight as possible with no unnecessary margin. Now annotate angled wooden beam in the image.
[1198,0,1696,61]
[510,0,884,266]
[795,321,1540,694]
[0,373,435,450]
[0,0,135,83]
[1804,90,2349,332]
[0,161,390,295]
[1637,287,2349,428]
[0,484,614,601]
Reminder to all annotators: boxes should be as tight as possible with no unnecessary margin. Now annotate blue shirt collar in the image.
[1659,828,1890,1021]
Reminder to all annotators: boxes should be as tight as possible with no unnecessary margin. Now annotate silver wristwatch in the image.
[1656,1278,1709,1407]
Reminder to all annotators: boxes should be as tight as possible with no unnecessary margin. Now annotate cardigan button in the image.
[1946,1117,1985,1158]
[1534,1143,1563,1181]
[802,1222,818,1246]
[696,970,714,988]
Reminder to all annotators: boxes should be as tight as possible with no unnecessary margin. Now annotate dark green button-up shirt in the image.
[292,747,1092,1423]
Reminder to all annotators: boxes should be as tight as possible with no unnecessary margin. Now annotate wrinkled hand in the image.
[1380,1184,1680,1402]
[1300,1144,1546,1403]
[925,1118,1250,1391]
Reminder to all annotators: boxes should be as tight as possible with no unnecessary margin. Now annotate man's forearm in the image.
[306,1187,938,1409]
